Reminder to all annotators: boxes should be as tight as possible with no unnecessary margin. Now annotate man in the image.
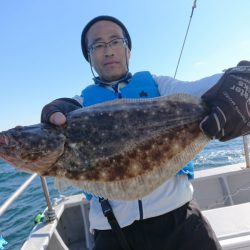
[42,16,250,250]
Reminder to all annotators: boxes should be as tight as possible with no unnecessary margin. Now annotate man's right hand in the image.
[49,112,67,126]
[41,98,82,124]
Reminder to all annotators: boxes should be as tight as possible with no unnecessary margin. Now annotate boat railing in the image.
[243,135,250,168]
[0,175,56,221]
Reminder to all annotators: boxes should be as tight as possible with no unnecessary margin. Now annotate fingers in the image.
[49,112,66,126]
[200,106,227,139]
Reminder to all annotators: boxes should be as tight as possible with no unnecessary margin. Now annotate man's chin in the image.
[102,72,126,82]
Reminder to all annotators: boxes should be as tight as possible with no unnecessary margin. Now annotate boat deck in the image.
[193,163,250,249]
[21,162,250,250]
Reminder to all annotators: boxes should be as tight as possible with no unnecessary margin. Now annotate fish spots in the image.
[80,175,86,180]
[131,163,140,172]
[87,135,172,181]
[100,171,108,179]
[41,139,47,144]
[69,143,77,148]
[173,144,180,151]
[1,94,208,200]
[164,138,169,143]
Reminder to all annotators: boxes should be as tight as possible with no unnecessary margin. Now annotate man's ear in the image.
[126,48,131,60]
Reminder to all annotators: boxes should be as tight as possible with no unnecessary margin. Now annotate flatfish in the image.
[0,94,210,200]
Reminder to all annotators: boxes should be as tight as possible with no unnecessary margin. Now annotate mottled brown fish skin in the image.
[0,124,66,174]
[44,96,206,181]
[0,94,209,200]
[73,122,200,182]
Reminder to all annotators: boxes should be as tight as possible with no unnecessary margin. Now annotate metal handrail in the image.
[0,173,38,216]
[0,174,55,221]
[40,176,56,221]
[243,135,250,168]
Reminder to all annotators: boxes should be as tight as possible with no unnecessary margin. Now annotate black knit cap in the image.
[81,15,132,61]
[237,60,250,66]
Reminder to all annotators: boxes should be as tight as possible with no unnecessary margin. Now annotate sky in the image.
[0,0,250,131]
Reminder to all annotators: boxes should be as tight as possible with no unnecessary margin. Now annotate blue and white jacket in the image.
[74,71,222,231]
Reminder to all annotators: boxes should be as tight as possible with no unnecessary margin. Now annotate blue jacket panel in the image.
[81,71,159,106]
[177,162,194,180]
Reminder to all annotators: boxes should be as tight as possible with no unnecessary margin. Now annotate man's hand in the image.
[200,106,226,140]
[49,112,67,126]
[200,61,250,141]
[41,98,82,124]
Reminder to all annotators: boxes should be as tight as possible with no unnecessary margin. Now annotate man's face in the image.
[86,21,130,82]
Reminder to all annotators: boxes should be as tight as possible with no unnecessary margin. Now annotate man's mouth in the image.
[104,61,119,66]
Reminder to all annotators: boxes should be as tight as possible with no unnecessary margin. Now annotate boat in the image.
[20,164,250,250]
[1,2,249,249]
[0,136,248,250]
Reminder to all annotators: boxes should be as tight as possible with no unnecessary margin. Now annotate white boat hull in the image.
[21,163,250,250]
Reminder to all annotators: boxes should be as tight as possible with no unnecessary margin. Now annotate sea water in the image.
[0,137,247,250]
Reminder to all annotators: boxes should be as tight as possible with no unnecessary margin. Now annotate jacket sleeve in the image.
[41,97,82,123]
[153,73,223,97]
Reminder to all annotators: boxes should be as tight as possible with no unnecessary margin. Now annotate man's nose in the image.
[104,44,114,57]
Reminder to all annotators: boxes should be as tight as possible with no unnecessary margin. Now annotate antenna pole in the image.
[174,0,197,79]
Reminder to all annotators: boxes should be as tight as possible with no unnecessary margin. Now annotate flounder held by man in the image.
[0,94,210,200]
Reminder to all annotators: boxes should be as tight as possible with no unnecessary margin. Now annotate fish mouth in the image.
[0,133,9,146]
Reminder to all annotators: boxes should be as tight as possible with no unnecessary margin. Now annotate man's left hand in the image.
[200,61,250,141]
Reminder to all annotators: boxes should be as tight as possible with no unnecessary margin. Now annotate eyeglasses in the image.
[88,38,127,54]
